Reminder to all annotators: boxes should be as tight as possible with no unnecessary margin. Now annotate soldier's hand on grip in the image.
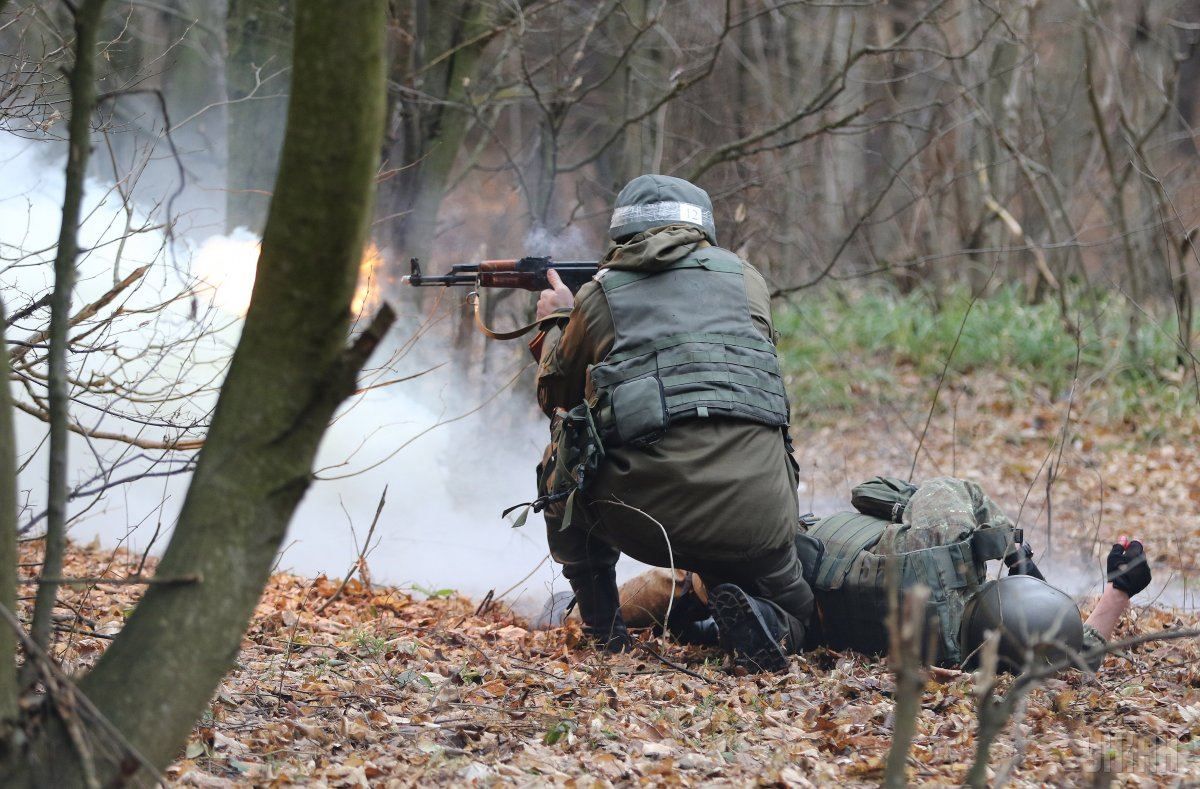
[1107,539,1151,597]
[536,269,575,321]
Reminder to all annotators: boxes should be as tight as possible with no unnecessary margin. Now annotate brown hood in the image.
[600,224,708,273]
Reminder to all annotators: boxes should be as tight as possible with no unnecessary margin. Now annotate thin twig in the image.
[278,581,318,696]
[314,487,387,615]
[636,643,714,684]
[908,264,998,482]
[18,574,201,586]
[30,0,110,660]
[492,553,550,606]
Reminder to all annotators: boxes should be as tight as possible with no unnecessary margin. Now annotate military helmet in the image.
[959,575,1083,672]
[609,174,717,244]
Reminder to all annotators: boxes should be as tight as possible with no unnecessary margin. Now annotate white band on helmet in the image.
[610,200,713,231]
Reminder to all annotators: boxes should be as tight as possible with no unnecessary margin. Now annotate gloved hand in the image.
[1004,542,1046,581]
[1107,539,1151,597]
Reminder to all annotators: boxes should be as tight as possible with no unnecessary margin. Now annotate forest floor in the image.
[30,359,1200,781]
[34,537,1200,787]
[31,369,1200,786]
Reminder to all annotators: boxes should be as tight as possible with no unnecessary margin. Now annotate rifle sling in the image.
[472,291,569,341]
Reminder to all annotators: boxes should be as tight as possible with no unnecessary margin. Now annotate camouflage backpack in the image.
[801,477,1017,664]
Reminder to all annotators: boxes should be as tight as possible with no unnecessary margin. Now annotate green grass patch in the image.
[775,285,1199,432]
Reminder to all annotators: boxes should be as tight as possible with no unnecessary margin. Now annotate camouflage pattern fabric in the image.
[877,476,1016,555]
[865,476,1017,664]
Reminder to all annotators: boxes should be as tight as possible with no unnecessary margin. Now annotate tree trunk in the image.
[376,0,490,270]
[28,0,108,658]
[1175,1,1200,144]
[225,0,292,234]
[0,299,18,731]
[6,0,390,782]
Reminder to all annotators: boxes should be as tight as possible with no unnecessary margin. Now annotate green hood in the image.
[600,224,708,273]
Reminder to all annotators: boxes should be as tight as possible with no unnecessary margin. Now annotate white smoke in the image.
[523,223,593,261]
[6,136,1193,618]
[0,134,667,613]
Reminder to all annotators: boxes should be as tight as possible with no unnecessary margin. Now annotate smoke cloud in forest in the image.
[0,135,662,611]
[2,139,1187,613]
[523,224,593,261]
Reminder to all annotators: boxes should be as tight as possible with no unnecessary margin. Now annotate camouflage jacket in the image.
[897,477,1107,669]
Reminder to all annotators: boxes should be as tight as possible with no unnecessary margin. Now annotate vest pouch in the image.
[546,403,605,499]
[851,476,919,522]
[843,551,891,654]
[610,374,668,446]
[794,531,824,588]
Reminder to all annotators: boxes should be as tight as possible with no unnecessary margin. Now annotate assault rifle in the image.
[401,256,599,340]
[402,256,599,294]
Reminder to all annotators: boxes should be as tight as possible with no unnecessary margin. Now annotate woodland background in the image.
[0,0,1199,785]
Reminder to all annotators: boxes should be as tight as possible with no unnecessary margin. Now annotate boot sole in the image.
[709,584,789,673]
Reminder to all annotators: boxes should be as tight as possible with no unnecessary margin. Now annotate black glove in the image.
[1107,540,1151,597]
[1004,542,1046,581]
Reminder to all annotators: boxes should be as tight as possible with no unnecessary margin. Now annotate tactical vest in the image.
[588,248,789,446]
[803,512,1014,664]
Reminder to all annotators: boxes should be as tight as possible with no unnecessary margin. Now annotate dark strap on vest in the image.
[970,526,1013,564]
[598,330,776,366]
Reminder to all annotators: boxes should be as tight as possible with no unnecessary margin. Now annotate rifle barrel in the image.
[400,274,476,286]
[402,256,599,291]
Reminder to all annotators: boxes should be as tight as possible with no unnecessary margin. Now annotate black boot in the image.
[709,583,789,672]
[664,586,718,645]
[670,617,720,646]
[566,567,632,653]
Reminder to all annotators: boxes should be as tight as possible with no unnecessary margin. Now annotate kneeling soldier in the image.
[531,174,812,672]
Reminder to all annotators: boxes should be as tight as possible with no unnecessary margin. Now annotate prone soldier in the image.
[540,477,1153,673]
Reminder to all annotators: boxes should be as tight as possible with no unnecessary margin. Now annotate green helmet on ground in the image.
[959,575,1084,672]
[609,174,717,244]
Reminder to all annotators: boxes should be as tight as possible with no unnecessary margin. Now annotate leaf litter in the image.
[20,378,1200,786]
[19,536,1199,787]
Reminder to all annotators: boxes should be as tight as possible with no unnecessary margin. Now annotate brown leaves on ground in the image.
[23,539,1200,787]
[19,381,1200,785]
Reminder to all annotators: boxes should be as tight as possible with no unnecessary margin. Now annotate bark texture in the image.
[376,0,490,264]
[5,0,388,782]
[0,300,17,728]
[29,0,108,656]
[225,0,292,233]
